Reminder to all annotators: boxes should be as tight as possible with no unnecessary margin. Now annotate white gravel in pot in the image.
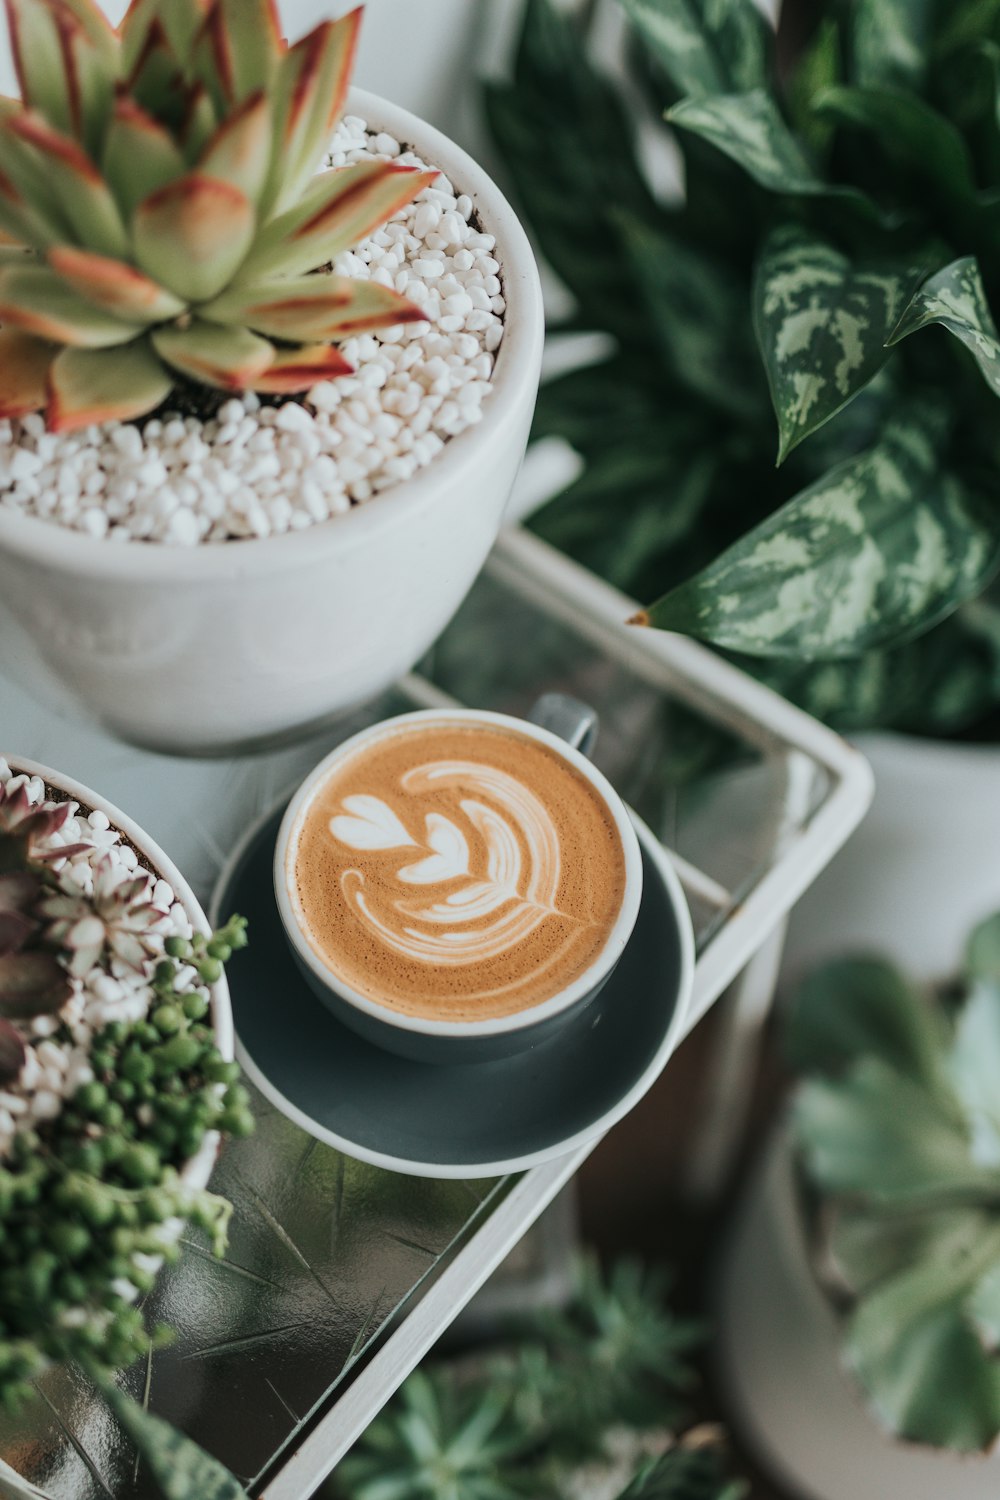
[0,115,505,546]
[0,757,201,1158]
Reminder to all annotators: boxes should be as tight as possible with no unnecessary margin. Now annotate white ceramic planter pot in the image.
[782,732,1000,987]
[717,1131,1000,1500]
[0,88,544,756]
[5,756,235,1200]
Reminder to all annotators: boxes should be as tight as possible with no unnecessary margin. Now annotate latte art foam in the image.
[289,723,627,1020]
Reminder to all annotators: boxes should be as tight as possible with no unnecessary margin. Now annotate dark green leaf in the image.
[618,211,765,418]
[785,957,947,1089]
[785,18,841,156]
[814,85,978,203]
[967,913,1000,984]
[642,423,1000,659]
[851,0,936,91]
[844,1222,1000,1450]
[98,1378,249,1500]
[619,0,770,98]
[888,256,1000,400]
[485,0,656,346]
[753,225,927,460]
[794,1059,984,1203]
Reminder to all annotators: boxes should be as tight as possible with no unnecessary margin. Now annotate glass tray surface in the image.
[0,529,862,1498]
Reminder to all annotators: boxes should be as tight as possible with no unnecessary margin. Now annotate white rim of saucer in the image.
[213,803,695,1179]
[272,708,646,1041]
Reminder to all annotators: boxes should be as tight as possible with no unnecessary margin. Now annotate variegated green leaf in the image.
[753,225,927,461]
[0,1456,53,1498]
[852,0,936,90]
[98,1377,249,1500]
[813,86,977,203]
[642,423,1000,658]
[618,0,770,99]
[667,89,821,192]
[888,257,1000,400]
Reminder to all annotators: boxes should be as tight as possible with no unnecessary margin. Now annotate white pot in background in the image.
[0,88,544,755]
[717,1131,1000,1500]
[782,733,1000,987]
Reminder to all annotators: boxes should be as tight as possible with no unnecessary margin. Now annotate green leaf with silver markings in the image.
[667,89,821,191]
[618,0,770,99]
[753,225,927,461]
[642,423,1000,658]
[888,257,1000,400]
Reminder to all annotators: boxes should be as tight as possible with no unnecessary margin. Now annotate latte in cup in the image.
[285,720,628,1021]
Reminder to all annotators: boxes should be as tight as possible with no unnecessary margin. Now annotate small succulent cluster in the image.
[0,916,253,1410]
[333,1257,742,1500]
[0,0,436,431]
[0,781,87,1079]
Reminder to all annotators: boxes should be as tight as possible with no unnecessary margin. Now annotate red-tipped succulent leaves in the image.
[0,0,436,430]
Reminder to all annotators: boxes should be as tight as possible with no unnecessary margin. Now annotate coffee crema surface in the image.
[288,722,628,1020]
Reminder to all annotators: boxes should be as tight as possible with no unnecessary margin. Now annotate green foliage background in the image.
[487,0,1000,739]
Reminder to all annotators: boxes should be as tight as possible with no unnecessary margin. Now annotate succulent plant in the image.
[41,853,168,975]
[0,0,436,431]
[788,914,1000,1453]
[0,782,80,1041]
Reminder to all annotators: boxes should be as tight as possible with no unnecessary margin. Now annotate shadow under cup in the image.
[273,709,645,1064]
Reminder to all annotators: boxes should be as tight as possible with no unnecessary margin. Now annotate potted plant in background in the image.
[0,0,543,754]
[718,913,1000,1500]
[0,754,258,1496]
[486,0,1000,981]
[330,1256,747,1500]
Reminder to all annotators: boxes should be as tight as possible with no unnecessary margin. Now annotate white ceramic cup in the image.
[273,703,644,1062]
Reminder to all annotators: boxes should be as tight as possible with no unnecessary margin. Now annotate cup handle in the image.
[528,694,599,758]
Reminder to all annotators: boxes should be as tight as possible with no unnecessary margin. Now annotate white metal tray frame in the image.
[260,526,875,1500]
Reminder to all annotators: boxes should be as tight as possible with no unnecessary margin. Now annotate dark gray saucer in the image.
[212,805,694,1178]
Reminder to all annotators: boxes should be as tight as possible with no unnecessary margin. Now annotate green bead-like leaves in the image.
[0,0,430,429]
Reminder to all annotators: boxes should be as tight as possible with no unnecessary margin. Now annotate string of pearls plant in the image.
[0,760,252,1408]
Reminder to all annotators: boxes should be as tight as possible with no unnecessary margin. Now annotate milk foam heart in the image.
[287,722,627,1021]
